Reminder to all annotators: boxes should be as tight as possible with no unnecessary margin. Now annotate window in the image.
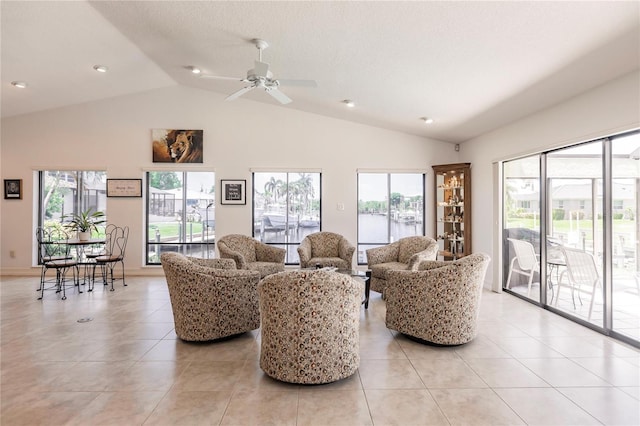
[38,170,107,230]
[357,173,425,264]
[146,171,215,264]
[252,172,321,264]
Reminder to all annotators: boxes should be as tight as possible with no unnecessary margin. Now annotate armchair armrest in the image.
[209,268,261,280]
[366,242,400,266]
[297,238,312,267]
[256,242,286,263]
[187,256,236,270]
[338,238,356,266]
[218,241,248,269]
[407,245,439,270]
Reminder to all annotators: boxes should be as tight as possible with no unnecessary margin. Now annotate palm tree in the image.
[264,176,285,209]
[296,173,314,215]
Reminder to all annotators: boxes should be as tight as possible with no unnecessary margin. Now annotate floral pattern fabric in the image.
[366,236,439,294]
[297,231,355,269]
[218,234,286,278]
[258,270,361,384]
[160,252,261,342]
[385,253,490,345]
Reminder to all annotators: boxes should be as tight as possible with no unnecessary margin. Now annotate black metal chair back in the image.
[35,226,78,300]
[96,225,129,291]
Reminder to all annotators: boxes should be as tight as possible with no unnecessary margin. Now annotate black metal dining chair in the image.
[94,225,129,291]
[36,227,79,300]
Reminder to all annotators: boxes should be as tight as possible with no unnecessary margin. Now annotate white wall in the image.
[461,70,640,289]
[0,85,459,275]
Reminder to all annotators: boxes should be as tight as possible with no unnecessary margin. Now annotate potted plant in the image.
[63,208,106,241]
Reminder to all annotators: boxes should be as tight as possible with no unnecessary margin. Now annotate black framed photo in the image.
[106,179,143,197]
[4,179,22,200]
[221,179,246,205]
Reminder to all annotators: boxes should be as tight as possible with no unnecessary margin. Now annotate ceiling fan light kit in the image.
[195,38,317,105]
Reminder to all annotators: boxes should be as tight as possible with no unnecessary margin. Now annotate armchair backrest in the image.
[160,251,261,341]
[397,236,438,264]
[306,231,344,257]
[386,253,490,345]
[218,234,258,263]
[415,253,490,281]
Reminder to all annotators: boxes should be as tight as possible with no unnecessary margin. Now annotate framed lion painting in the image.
[152,129,203,163]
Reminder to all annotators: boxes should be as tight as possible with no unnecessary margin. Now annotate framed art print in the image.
[152,129,203,163]
[106,179,143,197]
[221,179,246,205]
[4,179,22,200]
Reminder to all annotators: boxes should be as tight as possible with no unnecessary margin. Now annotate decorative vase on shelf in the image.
[78,231,90,241]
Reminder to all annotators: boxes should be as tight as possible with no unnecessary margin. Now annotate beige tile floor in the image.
[1,275,639,425]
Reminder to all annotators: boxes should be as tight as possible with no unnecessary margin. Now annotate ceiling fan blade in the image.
[199,74,245,82]
[254,60,270,78]
[225,85,256,101]
[267,88,292,104]
[277,79,318,88]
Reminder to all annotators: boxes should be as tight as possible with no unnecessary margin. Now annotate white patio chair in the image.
[557,246,601,320]
[506,238,540,297]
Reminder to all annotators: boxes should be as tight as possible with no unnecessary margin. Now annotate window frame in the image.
[251,171,322,265]
[357,172,426,265]
[145,171,215,265]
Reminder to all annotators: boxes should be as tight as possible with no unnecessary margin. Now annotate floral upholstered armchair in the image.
[385,253,490,345]
[217,234,286,278]
[366,236,439,295]
[297,231,355,269]
[160,252,261,342]
[259,270,361,384]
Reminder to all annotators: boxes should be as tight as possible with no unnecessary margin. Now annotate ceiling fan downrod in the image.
[253,39,269,62]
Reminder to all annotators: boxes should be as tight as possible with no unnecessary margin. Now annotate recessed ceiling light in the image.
[420,117,434,124]
[93,65,109,73]
[11,81,27,88]
[189,66,202,75]
[343,99,355,108]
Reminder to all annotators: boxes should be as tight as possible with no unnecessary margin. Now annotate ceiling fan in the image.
[198,39,317,104]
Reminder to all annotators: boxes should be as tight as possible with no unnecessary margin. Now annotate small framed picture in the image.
[106,179,143,197]
[4,179,22,200]
[221,179,246,205]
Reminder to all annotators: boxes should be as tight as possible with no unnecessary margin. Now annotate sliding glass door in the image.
[546,141,604,326]
[502,130,640,346]
[503,156,541,303]
[611,134,640,341]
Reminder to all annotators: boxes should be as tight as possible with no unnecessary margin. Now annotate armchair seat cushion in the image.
[307,257,351,270]
[370,262,409,279]
[218,234,285,278]
[247,261,284,278]
[366,236,438,295]
[297,232,355,270]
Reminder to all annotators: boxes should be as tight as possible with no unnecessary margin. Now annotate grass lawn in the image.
[149,221,205,239]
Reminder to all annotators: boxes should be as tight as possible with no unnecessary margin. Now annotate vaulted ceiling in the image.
[2,1,638,142]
